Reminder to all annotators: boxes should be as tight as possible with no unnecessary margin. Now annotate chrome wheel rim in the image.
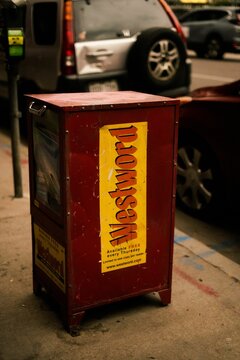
[148,39,180,81]
[206,38,220,58]
[177,146,214,211]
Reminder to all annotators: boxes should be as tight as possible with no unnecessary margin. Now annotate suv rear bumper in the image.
[0,60,191,99]
[58,58,191,97]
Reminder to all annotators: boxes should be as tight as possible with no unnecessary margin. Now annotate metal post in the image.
[7,62,23,198]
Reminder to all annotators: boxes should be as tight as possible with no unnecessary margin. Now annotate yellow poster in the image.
[99,122,147,273]
[34,224,66,292]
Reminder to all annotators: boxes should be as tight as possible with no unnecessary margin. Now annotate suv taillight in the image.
[236,13,240,26]
[62,0,76,75]
[159,0,187,44]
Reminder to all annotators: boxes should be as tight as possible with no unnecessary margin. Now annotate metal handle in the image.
[29,101,47,117]
[87,49,113,58]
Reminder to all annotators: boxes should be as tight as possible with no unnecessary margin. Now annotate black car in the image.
[180,6,240,59]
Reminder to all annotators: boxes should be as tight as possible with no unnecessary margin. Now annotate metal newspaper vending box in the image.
[26,91,179,335]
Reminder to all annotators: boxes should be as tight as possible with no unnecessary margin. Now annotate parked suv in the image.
[180,6,240,59]
[0,0,191,99]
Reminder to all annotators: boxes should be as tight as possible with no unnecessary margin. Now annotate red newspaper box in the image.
[26,91,179,335]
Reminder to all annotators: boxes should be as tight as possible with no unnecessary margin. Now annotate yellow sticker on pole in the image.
[99,122,147,273]
[8,29,24,45]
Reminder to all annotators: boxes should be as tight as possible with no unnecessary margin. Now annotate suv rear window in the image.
[73,0,173,41]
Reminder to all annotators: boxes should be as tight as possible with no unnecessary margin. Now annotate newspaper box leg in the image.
[67,311,86,336]
[33,278,42,296]
[158,289,171,306]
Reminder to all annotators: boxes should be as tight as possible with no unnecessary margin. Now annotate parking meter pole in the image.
[0,0,26,198]
[7,62,23,198]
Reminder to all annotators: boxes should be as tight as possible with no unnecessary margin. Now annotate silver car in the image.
[0,0,191,98]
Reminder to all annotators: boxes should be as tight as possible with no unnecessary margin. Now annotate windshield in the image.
[73,0,172,41]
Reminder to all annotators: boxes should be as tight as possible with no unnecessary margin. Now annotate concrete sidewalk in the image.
[0,131,240,360]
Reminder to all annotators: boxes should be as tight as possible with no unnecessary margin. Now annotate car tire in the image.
[127,27,186,93]
[204,35,224,60]
[176,133,224,219]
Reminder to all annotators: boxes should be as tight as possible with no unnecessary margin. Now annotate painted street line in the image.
[175,228,240,282]
[174,265,219,297]
[192,73,234,83]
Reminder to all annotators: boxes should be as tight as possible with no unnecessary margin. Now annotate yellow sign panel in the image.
[99,122,147,273]
[34,224,66,292]
[8,29,24,45]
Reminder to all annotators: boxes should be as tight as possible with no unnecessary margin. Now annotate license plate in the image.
[88,80,119,92]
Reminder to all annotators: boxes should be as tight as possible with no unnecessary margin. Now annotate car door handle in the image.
[86,50,114,58]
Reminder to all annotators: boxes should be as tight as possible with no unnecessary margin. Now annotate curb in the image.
[175,228,240,282]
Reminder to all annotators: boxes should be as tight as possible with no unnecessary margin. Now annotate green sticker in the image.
[9,46,24,57]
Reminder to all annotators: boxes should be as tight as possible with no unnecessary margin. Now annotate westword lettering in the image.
[108,125,138,246]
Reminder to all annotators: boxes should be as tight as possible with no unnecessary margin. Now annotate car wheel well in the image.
[205,32,223,42]
[127,27,186,93]
[204,33,224,59]
[178,130,219,168]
